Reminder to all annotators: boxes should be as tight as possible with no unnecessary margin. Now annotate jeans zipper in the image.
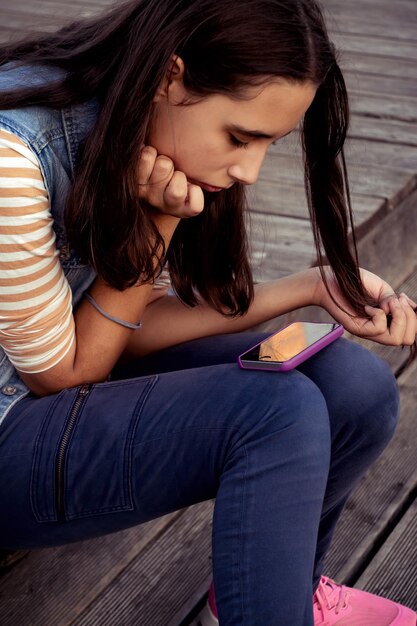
[55,383,91,521]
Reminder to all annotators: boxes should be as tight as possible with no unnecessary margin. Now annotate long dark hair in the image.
[0,0,370,317]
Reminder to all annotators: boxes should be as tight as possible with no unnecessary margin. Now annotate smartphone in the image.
[238,321,344,371]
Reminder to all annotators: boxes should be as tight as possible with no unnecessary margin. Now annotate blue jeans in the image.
[0,334,399,626]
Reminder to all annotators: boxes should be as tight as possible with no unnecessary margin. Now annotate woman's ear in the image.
[153,55,186,103]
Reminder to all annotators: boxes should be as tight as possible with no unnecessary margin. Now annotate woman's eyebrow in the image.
[227,124,294,140]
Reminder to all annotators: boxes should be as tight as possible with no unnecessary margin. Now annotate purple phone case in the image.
[238,322,344,372]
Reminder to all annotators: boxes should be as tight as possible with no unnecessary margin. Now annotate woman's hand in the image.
[315,267,417,346]
[138,145,204,218]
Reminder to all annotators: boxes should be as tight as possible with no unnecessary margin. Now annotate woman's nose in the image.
[228,149,266,186]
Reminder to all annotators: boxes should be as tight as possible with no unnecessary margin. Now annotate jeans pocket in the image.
[30,376,158,522]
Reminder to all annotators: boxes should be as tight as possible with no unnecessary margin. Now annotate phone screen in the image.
[242,322,339,364]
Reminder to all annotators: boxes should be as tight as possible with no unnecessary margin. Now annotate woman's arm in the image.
[123,265,417,361]
[123,267,322,358]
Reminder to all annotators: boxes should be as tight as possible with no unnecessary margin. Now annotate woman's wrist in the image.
[252,266,325,322]
[310,266,326,308]
[149,209,181,242]
[310,265,349,316]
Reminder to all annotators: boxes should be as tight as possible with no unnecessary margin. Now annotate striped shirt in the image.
[0,128,75,373]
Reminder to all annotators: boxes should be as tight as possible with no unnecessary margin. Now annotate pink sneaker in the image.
[313,576,416,625]
[194,576,417,625]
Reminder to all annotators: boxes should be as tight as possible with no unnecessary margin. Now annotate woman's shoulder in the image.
[0,62,66,91]
[0,64,100,158]
[0,64,68,152]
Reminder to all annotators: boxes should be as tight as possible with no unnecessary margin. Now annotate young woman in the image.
[0,0,416,624]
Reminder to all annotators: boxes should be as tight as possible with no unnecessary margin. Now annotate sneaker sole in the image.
[190,602,219,626]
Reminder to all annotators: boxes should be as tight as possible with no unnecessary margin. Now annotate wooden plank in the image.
[332,33,417,62]
[349,116,417,147]
[0,0,107,35]
[270,134,417,174]
[60,0,113,6]
[0,30,19,44]
[71,501,214,626]
[325,0,417,32]
[326,14,417,43]
[349,92,417,124]
[0,550,29,577]
[0,512,182,626]
[355,497,417,610]
[250,181,309,219]
[341,51,417,80]
[249,212,313,245]
[0,14,55,34]
[0,5,89,20]
[251,263,290,284]
[4,0,111,10]
[251,181,384,225]
[328,0,417,10]
[344,137,417,172]
[248,213,316,281]
[268,136,417,185]
[345,70,417,99]
[356,187,417,289]
[0,0,93,17]
[259,154,415,209]
[326,0,417,16]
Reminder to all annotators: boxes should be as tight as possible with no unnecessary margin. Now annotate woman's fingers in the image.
[137,145,205,218]
[323,267,417,348]
[363,295,417,346]
[163,170,188,208]
[401,293,417,309]
[163,172,204,216]
[399,293,417,345]
[137,146,158,188]
[147,156,175,202]
[184,183,205,216]
[363,305,389,334]
[385,296,407,344]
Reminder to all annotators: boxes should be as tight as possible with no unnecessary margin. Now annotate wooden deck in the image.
[0,0,416,623]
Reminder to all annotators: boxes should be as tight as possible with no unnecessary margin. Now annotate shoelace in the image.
[313,576,350,616]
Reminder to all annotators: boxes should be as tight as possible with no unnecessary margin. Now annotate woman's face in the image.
[148,64,316,192]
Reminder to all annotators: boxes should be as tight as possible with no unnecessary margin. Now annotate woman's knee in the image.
[301,339,400,450]
[223,367,332,463]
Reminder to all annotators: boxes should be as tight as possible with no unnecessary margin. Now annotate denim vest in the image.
[0,64,98,425]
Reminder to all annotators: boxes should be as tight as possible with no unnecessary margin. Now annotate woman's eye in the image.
[229,134,250,149]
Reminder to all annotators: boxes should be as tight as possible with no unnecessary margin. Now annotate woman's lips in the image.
[188,178,226,192]
[200,183,224,192]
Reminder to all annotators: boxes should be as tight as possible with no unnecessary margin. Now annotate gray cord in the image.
[84,292,142,330]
